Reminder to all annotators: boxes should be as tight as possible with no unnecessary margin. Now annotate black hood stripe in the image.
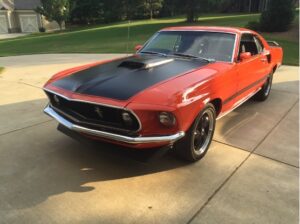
[52,55,208,101]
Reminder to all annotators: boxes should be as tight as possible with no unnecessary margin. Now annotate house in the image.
[0,0,63,33]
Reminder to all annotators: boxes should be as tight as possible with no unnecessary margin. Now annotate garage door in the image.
[20,15,39,33]
[0,15,8,33]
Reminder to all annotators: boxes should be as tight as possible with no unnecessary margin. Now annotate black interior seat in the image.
[240,41,258,55]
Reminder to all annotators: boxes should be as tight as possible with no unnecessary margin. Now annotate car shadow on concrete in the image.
[0,99,190,210]
[57,124,177,164]
[0,137,188,210]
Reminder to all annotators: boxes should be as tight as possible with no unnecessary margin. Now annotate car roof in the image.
[160,26,252,34]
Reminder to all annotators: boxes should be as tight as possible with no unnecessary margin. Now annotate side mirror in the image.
[135,45,143,52]
[239,52,252,61]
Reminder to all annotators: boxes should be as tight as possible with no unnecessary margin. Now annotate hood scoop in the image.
[118,58,174,70]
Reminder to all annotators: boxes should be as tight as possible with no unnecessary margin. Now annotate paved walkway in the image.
[0,54,298,224]
[0,33,29,40]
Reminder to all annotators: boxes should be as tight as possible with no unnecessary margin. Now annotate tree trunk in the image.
[258,0,263,12]
[249,0,252,12]
[186,11,195,22]
[58,21,63,30]
[265,0,270,10]
[186,6,196,22]
[186,0,197,22]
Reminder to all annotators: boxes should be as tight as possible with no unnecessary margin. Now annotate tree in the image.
[260,0,295,32]
[123,0,164,20]
[185,0,219,22]
[185,0,199,22]
[124,0,145,20]
[145,0,163,19]
[160,0,180,17]
[218,0,270,13]
[36,0,70,30]
[70,0,103,24]
[102,0,125,22]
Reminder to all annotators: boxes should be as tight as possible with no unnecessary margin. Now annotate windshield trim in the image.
[138,30,238,64]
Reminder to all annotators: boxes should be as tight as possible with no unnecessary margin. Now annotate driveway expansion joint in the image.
[0,120,53,137]
[186,151,252,224]
[213,140,299,169]
[251,99,299,152]
[187,99,299,224]
[18,81,42,90]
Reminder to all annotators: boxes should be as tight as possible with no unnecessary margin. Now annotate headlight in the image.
[122,111,133,126]
[159,112,176,127]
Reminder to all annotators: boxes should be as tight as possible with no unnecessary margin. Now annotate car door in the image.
[253,35,271,79]
[236,33,268,101]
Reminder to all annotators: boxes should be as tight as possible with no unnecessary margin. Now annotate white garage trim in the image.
[6,11,12,30]
[0,15,8,33]
[19,14,39,33]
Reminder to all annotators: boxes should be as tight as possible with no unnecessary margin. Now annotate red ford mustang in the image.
[44,26,283,162]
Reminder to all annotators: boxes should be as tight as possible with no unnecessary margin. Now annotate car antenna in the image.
[126,20,131,56]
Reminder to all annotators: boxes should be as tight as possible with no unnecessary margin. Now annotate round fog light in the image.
[159,112,176,127]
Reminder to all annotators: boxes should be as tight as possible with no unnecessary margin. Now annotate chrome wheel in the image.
[264,75,273,96]
[253,73,274,102]
[192,109,214,155]
[174,103,216,162]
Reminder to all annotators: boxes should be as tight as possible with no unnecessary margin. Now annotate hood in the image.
[50,54,209,101]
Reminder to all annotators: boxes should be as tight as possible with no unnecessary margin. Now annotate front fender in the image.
[127,88,211,137]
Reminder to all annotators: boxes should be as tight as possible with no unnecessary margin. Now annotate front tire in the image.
[253,72,273,101]
[174,103,216,162]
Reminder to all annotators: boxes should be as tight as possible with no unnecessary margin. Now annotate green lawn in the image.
[0,13,298,65]
[0,67,4,74]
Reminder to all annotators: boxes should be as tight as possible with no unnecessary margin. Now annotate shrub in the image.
[260,0,295,32]
[39,27,46,32]
[246,21,261,31]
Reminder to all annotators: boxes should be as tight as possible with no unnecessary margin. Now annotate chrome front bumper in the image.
[44,105,185,145]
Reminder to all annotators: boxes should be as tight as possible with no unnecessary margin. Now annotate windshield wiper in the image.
[140,51,167,57]
[171,53,215,63]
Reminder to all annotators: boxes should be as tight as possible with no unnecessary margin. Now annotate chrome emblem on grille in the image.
[53,95,60,104]
[94,106,104,119]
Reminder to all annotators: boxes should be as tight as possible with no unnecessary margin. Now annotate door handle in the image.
[260,58,268,62]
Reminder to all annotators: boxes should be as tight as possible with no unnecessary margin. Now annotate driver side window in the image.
[239,34,259,57]
[253,36,264,53]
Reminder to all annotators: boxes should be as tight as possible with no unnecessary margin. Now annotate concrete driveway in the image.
[0,33,29,40]
[0,54,298,224]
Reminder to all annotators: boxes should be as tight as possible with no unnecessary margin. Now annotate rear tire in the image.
[174,103,216,162]
[253,72,273,101]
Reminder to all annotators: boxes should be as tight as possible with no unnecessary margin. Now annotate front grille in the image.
[45,91,140,135]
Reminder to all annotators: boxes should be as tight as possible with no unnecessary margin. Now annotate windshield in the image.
[140,31,236,62]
